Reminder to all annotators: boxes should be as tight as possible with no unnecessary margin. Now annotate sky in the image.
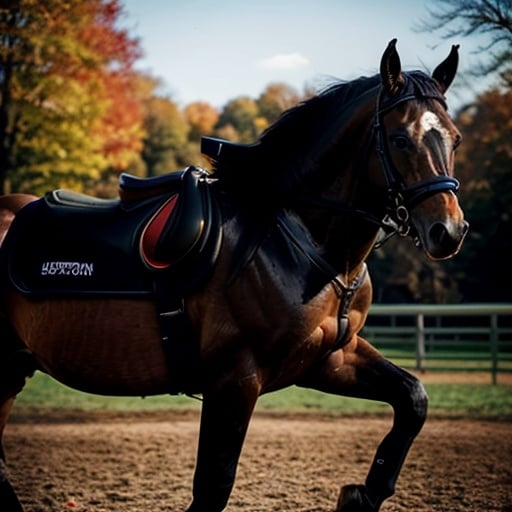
[120,0,494,111]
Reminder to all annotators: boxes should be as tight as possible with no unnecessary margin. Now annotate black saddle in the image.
[2,166,222,297]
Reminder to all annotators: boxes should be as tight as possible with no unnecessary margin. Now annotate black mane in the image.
[210,70,439,208]
[209,75,382,209]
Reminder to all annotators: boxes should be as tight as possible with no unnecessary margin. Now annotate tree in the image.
[215,96,260,143]
[141,95,190,176]
[256,82,301,126]
[369,86,512,303]
[368,237,463,304]
[416,0,512,86]
[0,0,144,194]
[451,87,512,301]
[184,101,219,142]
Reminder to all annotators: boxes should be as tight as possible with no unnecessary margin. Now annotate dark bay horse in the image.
[0,39,467,511]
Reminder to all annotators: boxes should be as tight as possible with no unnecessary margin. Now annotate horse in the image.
[0,39,468,511]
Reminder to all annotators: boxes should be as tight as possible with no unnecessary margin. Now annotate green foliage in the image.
[216,96,260,143]
[0,1,310,193]
[256,82,302,125]
[141,95,190,175]
[11,77,108,194]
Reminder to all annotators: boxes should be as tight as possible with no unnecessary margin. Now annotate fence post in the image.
[490,314,498,385]
[416,312,425,372]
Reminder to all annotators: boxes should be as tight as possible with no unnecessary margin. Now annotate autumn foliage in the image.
[0,0,144,194]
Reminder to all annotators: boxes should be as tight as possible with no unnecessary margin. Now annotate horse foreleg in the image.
[0,397,24,512]
[0,348,38,512]
[185,359,260,512]
[299,336,428,512]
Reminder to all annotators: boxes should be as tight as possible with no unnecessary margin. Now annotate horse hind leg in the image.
[0,340,39,512]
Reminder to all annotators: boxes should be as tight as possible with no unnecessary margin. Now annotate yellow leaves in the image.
[2,0,145,194]
[254,116,269,134]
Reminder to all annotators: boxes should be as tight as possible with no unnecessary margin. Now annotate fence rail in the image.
[362,303,512,384]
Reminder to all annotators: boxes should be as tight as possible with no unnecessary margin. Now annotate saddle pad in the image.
[3,194,168,297]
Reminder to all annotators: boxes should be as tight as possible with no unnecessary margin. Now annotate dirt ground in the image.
[4,404,512,512]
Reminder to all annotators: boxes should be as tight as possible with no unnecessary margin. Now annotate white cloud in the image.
[258,52,310,70]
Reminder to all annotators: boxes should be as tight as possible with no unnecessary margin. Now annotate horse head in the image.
[374,39,468,260]
[205,39,468,270]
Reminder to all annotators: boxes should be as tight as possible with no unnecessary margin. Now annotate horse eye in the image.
[391,135,411,151]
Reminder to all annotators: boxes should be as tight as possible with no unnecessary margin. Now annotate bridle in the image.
[297,72,461,247]
[372,73,460,241]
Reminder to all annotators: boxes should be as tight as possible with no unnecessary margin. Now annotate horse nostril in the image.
[429,222,447,246]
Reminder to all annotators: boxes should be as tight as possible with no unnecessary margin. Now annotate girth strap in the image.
[153,280,201,395]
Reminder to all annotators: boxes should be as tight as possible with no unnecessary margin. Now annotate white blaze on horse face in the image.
[413,110,451,174]
[419,111,449,139]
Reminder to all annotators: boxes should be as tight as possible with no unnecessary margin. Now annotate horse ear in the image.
[380,38,403,94]
[432,44,459,94]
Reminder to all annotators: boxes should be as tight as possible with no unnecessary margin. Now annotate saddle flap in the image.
[139,166,222,271]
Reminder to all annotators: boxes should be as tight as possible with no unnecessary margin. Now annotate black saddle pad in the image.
[2,193,168,297]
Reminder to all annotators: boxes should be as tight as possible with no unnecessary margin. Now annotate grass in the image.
[11,371,512,421]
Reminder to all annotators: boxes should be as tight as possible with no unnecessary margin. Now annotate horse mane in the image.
[210,70,439,209]
[209,74,381,207]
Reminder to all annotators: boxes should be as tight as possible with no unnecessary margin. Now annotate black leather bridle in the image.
[372,73,460,239]
[296,72,461,248]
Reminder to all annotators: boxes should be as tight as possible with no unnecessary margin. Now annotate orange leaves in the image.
[184,102,220,142]
[1,0,145,193]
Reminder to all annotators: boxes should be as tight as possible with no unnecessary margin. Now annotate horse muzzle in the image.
[417,216,469,260]
[407,186,468,260]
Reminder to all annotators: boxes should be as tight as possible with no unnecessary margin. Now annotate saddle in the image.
[1,166,223,394]
[201,136,259,163]
[3,166,222,297]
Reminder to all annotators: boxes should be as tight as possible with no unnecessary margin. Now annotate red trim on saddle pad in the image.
[140,194,179,270]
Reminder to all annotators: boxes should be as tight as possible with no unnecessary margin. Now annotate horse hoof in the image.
[0,479,25,512]
[336,484,375,512]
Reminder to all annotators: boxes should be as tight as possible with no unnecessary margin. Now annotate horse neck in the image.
[297,195,381,281]
[296,107,383,279]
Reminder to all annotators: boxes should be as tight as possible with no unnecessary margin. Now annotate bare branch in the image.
[415,0,512,84]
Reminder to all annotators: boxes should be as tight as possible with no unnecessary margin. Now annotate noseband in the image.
[372,74,459,238]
